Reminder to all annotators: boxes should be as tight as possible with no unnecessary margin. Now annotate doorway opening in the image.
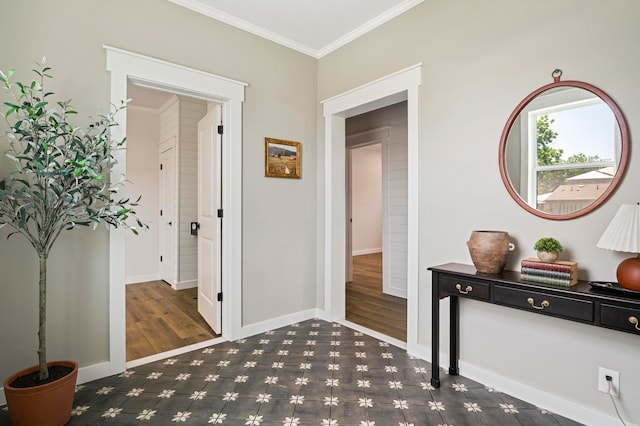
[344,102,408,342]
[321,64,421,351]
[105,46,245,375]
[125,84,222,361]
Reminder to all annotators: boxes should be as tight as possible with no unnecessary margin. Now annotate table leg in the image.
[431,273,441,388]
[449,295,459,376]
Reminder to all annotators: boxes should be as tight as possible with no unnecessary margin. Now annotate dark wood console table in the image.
[428,263,640,388]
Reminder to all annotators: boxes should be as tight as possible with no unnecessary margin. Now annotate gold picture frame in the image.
[265,138,301,178]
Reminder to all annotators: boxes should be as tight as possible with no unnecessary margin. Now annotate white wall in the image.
[318,1,640,424]
[125,107,160,283]
[351,145,382,255]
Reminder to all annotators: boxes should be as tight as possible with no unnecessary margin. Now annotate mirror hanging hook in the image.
[551,68,563,83]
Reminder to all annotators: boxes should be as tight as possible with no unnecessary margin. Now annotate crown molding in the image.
[168,0,318,57]
[317,0,423,58]
[168,0,423,59]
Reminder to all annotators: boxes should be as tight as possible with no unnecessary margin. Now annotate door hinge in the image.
[217,125,224,135]
[160,163,163,170]
[217,209,223,218]
[160,209,163,216]
[160,255,163,262]
[217,292,223,302]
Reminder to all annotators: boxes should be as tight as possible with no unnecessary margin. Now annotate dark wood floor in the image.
[126,280,218,361]
[346,253,407,341]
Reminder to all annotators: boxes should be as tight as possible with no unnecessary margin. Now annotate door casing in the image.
[105,46,245,377]
[321,64,421,352]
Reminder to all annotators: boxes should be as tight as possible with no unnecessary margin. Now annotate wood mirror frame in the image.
[498,70,630,220]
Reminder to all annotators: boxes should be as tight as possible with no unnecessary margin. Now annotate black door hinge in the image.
[217,209,223,218]
[217,292,223,302]
[160,209,163,216]
[160,255,163,262]
[160,163,163,170]
[217,125,224,135]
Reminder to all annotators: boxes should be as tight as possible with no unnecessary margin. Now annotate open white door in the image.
[197,105,222,334]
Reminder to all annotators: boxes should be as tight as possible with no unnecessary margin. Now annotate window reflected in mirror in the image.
[500,77,628,220]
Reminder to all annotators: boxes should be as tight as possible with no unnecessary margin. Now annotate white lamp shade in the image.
[596,203,640,253]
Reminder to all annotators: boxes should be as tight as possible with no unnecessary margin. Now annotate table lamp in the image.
[596,203,640,291]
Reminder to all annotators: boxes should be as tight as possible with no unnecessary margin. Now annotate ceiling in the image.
[128,0,424,109]
[168,0,424,58]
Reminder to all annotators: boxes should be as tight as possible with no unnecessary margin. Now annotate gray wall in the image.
[318,0,640,421]
[0,0,317,384]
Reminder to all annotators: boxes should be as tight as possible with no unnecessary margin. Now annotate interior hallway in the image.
[346,253,407,341]
[126,281,218,361]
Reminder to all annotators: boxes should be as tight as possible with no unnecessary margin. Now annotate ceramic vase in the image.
[467,230,515,274]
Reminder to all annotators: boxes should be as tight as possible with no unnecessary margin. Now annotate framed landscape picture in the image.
[265,137,301,178]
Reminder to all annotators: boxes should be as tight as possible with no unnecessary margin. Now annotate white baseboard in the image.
[126,336,228,369]
[407,342,624,426]
[174,279,197,290]
[125,273,160,285]
[352,248,382,256]
[382,285,407,299]
[240,308,321,338]
[338,319,406,350]
[460,361,626,426]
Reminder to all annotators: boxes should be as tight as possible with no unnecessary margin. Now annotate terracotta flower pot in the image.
[3,360,78,426]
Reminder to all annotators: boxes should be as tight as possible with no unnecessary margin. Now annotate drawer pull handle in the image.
[630,316,640,330]
[527,297,550,310]
[455,283,472,294]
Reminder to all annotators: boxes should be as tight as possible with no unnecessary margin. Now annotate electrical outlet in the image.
[598,367,620,396]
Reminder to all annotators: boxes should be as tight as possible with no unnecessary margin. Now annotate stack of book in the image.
[520,258,578,287]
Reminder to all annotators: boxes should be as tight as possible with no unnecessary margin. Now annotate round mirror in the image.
[499,71,629,220]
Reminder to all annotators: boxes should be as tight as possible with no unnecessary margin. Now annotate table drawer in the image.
[439,275,489,300]
[600,304,640,335]
[494,285,593,322]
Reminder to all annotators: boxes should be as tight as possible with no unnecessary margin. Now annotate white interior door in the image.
[197,105,222,334]
[159,137,177,286]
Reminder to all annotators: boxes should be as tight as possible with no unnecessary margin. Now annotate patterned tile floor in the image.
[1,320,583,425]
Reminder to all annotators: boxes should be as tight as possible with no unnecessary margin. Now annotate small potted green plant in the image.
[0,59,147,425]
[534,237,563,262]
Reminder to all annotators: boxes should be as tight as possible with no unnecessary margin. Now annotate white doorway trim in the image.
[321,64,421,351]
[105,46,246,376]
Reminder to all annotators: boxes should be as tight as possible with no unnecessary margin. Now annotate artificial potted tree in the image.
[534,237,563,263]
[0,59,146,426]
